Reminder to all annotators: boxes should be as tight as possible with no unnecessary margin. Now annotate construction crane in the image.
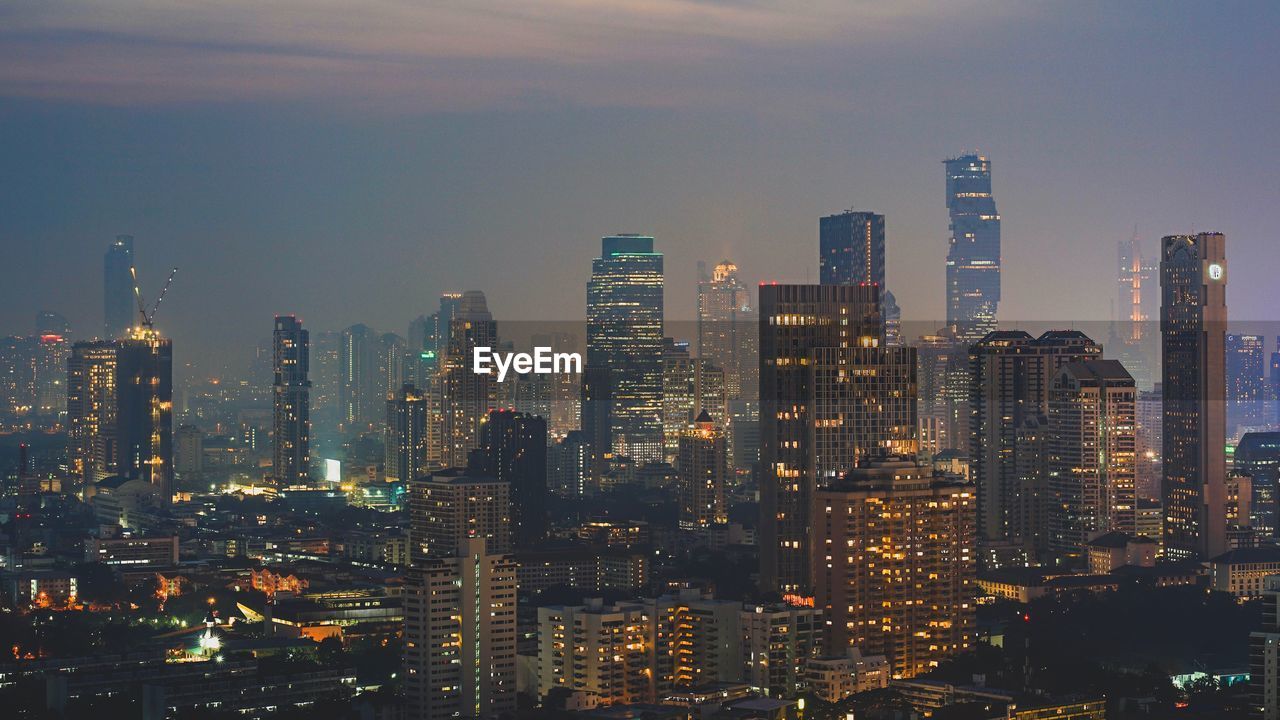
[130,265,179,332]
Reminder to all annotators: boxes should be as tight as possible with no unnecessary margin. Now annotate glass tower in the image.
[103,235,135,339]
[944,155,1001,341]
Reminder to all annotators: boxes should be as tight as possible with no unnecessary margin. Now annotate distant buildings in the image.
[439,291,498,468]
[820,210,885,288]
[698,260,757,403]
[1161,232,1228,560]
[585,234,665,465]
[944,155,1001,342]
[103,235,135,339]
[67,341,119,488]
[272,315,310,486]
[1227,333,1267,435]
[814,457,975,679]
[384,384,427,484]
[479,409,548,546]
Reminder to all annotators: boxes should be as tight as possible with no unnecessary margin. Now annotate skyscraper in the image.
[819,210,885,288]
[407,468,511,561]
[67,341,118,491]
[1161,232,1228,560]
[944,155,1001,342]
[385,384,427,484]
[440,291,497,468]
[339,323,378,431]
[1046,360,1138,557]
[1227,333,1266,435]
[758,283,882,594]
[479,409,548,546]
[677,410,728,530]
[586,234,664,464]
[103,235,135,339]
[115,331,173,502]
[697,260,757,402]
[403,536,517,720]
[815,457,975,679]
[810,344,918,481]
[272,315,310,486]
[969,330,1101,564]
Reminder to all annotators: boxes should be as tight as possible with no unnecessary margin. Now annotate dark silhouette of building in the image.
[272,315,310,486]
[479,409,548,546]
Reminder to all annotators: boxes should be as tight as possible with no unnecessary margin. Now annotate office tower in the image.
[407,468,511,561]
[759,283,882,595]
[385,384,427,484]
[1161,232,1228,560]
[944,155,1001,342]
[479,409,547,546]
[969,330,1101,564]
[103,235,135,339]
[916,328,969,454]
[403,536,517,720]
[272,315,310,486]
[820,210,885,288]
[740,603,823,698]
[537,599,660,705]
[67,341,119,490]
[1136,385,1164,501]
[678,410,728,529]
[115,332,173,502]
[338,324,378,430]
[440,291,498,468]
[586,234,664,464]
[662,339,728,462]
[1227,334,1266,435]
[549,429,589,498]
[698,260,757,402]
[815,457,975,679]
[811,345,918,481]
[1115,234,1157,390]
[1046,360,1137,557]
[1237,432,1280,539]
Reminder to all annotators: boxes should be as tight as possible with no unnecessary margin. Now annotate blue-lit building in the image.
[944,155,1001,341]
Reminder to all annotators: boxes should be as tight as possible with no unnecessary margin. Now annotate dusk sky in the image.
[2,1,1278,373]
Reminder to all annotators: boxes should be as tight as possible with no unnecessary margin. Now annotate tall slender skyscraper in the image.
[440,291,497,468]
[677,410,728,530]
[67,341,118,491]
[1161,232,1228,560]
[103,235,135,339]
[586,235,664,464]
[944,155,1001,342]
[272,315,310,486]
[339,324,378,431]
[758,283,882,594]
[1227,333,1266,435]
[697,260,756,402]
[385,384,427,484]
[116,330,173,502]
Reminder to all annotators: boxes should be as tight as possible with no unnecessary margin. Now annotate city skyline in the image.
[3,3,1279,373]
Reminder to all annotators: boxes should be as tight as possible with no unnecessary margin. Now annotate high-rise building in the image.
[174,423,203,482]
[478,409,547,546]
[944,155,1001,342]
[67,341,118,491]
[814,457,975,680]
[1136,385,1164,502]
[697,260,757,402]
[537,599,660,705]
[740,603,823,698]
[586,234,664,464]
[1249,575,1280,720]
[1114,234,1157,390]
[969,330,1101,564]
[549,429,590,498]
[810,345,918,481]
[1272,338,1280,427]
[758,283,882,594]
[1227,333,1267,436]
[1046,360,1137,557]
[103,235,135,339]
[0,336,37,420]
[115,331,173,502]
[678,410,728,530]
[662,338,728,462]
[1237,432,1280,540]
[916,328,969,454]
[1161,232,1228,560]
[403,536,517,720]
[385,384,427,484]
[819,210,885,288]
[440,291,498,468]
[407,468,511,562]
[272,315,310,486]
[338,324,378,431]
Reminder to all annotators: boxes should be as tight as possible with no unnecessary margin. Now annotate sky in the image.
[1,1,1278,375]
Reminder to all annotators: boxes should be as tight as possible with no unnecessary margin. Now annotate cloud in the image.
[0,0,1005,109]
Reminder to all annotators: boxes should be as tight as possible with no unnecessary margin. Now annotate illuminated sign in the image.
[1208,263,1224,280]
